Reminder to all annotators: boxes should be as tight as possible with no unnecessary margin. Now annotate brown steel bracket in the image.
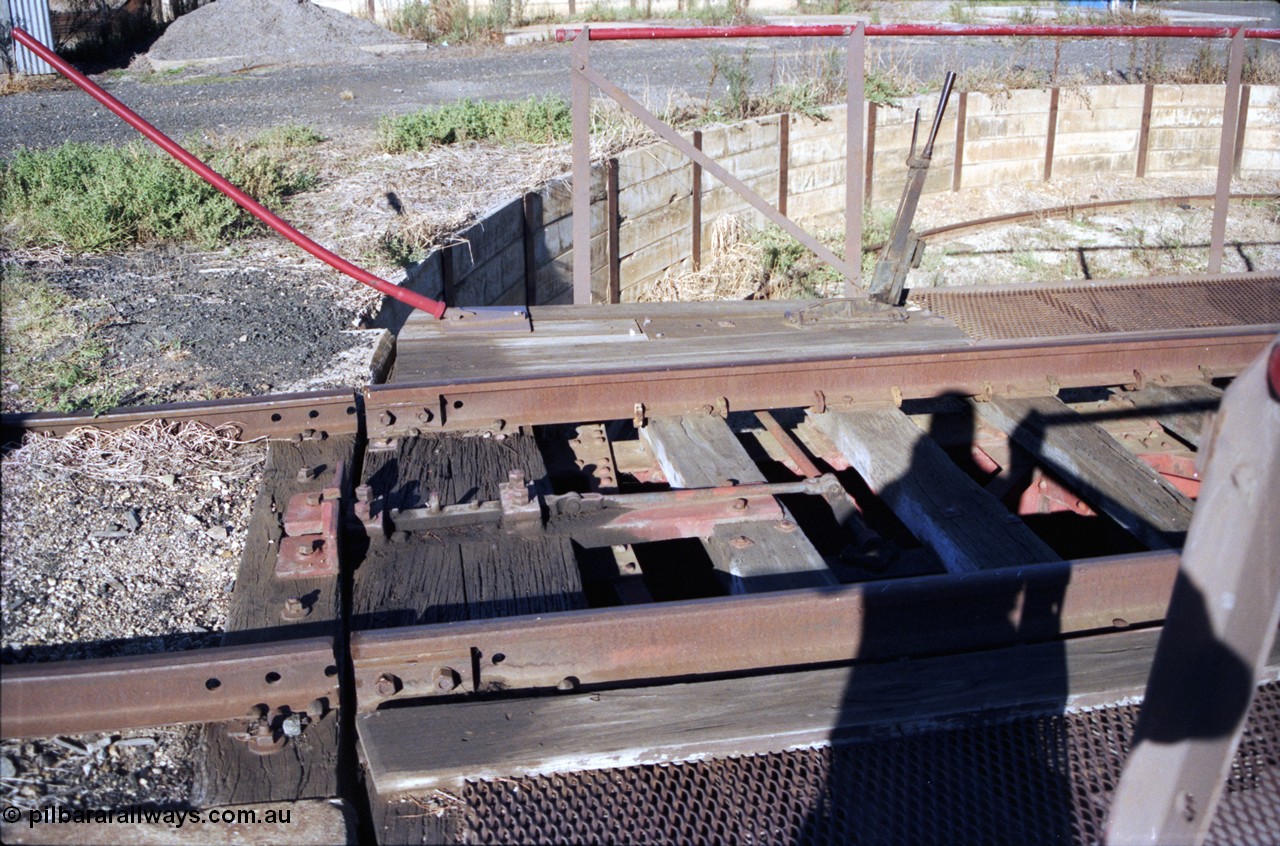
[439,306,532,334]
[276,460,347,579]
[1106,339,1280,846]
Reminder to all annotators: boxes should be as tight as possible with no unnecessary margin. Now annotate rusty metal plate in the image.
[455,681,1280,845]
[913,274,1280,341]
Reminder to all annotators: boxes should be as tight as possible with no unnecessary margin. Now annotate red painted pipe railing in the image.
[10,27,448,319]
[556,23,1280,41]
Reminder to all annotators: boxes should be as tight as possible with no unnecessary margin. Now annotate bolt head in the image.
[378,411,395,427]
[374,673,400,696]
[434,668,460,692]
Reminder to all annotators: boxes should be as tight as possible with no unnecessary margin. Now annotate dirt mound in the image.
[142,0,410,70]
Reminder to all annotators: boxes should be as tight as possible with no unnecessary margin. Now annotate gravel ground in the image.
[0,422,265,812]
[141,0,410,71]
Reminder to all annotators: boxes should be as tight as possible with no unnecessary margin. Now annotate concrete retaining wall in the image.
[402,82,1278,308]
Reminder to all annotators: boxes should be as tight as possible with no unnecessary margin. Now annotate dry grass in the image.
[3,420,264,489]
[635,216,766,302]
[356,99,655,264]
[0,73,75,97]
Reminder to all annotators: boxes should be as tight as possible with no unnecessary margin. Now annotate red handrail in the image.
[10,26,448,319]
[556,23,1280,41]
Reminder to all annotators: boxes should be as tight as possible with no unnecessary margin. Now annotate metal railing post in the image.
[846,22,865,297]
[1208,26,1245,274]
[571,26,593,304]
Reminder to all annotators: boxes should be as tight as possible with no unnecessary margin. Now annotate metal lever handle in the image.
[923,71,958,159]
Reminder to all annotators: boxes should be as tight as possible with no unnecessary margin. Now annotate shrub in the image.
[378,96,573,151]
[0,139,317,252]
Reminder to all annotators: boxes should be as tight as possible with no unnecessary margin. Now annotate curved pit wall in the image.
[401,82,1278,310]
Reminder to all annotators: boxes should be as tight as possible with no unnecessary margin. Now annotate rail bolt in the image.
[281,597,310,621]
[378,411,396,427]
[374,673,401,697]
[434,667,462,692]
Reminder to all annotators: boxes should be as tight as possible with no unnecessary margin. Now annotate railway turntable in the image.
[3,270,1279,845]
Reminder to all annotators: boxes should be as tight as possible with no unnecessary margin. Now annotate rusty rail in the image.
[351,551,1180,709]
[0,638,338,739]
[0,389,360,444]
[365,327,1273,438]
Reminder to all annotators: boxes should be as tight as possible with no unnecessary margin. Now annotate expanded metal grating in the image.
[453,681,1280,846]
[912,275,1280,341]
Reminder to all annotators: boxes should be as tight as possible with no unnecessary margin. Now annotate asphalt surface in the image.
[1,1,1277,155]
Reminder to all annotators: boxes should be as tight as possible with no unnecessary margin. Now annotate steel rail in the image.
[365,327,1274,437]
[869,193,1280,252]
[555,24,1280,41]
[351,550,1180,708]
[1,388,360,444]
[0,638,338,739]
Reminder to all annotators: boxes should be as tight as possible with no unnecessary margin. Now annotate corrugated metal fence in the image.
[3,0,56,74]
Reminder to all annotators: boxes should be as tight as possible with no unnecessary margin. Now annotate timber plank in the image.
[391,303,966,385]
[1118,383,1222,447]
[641,415,835,592]
[810,407,1060,572]
[354,433,585,844]
[974,395,1195,549]
[194,436,355,808]
[355,432,586,627]
[360,627,1280,794]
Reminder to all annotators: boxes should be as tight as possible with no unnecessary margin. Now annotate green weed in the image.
[0,270,128,414]
[378,96,573,150]
[0,139,317,252]
[947,1,979,25]
[251,124,326,149]
[386,0,519,44]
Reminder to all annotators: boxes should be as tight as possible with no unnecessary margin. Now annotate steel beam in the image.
[351,551,1179,709]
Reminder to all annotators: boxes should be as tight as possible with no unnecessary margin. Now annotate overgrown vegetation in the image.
[700,46,907,124]
[749,206,895,298]
[0,135,319,252]
[0,269,127,413]
[378,96,574,150]
[386,0,524,43]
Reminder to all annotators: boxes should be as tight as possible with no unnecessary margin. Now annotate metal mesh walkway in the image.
[457,681,1280,845]
[912,274,1280,341]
